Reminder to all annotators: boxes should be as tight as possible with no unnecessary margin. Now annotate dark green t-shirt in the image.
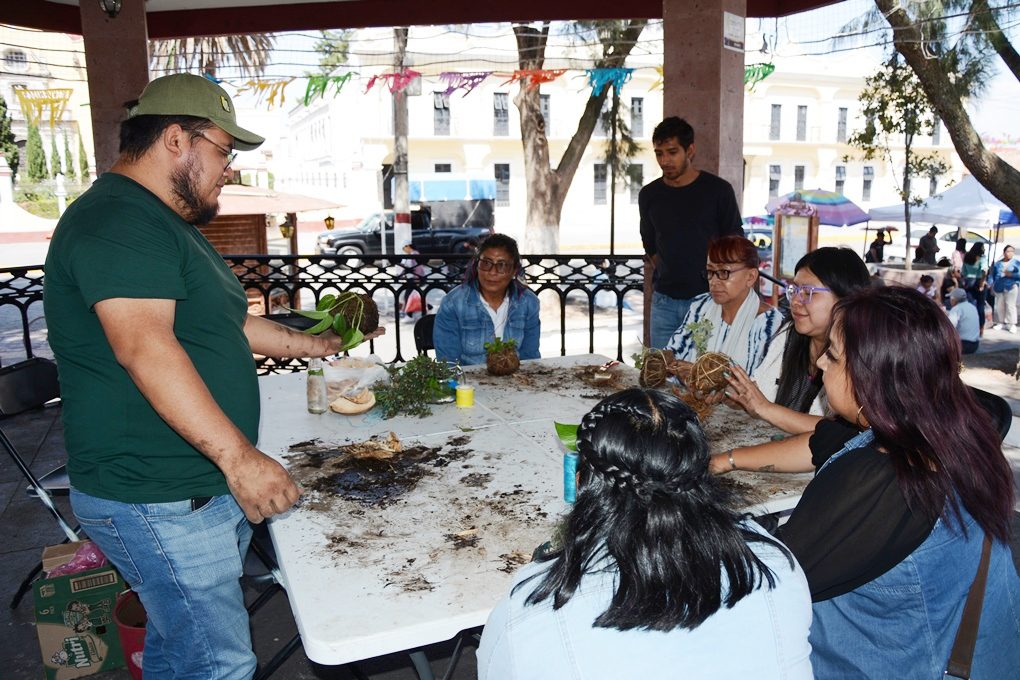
[43,173,259,503]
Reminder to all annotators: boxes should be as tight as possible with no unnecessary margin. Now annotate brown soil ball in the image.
[639,349,672,388]
[690,351,730,393]
[334,292,380,334]
[486,347,520,376]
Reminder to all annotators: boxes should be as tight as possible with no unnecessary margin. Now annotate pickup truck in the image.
[316,204,494,259]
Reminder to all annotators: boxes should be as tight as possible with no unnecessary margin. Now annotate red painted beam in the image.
[4,0,841,39]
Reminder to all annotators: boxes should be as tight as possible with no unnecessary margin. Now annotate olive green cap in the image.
[127,73,264,151]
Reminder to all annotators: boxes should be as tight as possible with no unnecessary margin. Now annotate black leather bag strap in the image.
[944,534,992,679]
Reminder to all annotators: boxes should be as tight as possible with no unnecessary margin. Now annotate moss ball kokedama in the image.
[485,338,520,376]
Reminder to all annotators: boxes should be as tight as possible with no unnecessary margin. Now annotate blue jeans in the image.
[70,489,256,680]
[650,291,693,349]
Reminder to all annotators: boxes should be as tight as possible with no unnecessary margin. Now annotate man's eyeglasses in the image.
[195,133,237,169]
[785,284,832,304]
[702,267,747,281]
[478,258,514,274]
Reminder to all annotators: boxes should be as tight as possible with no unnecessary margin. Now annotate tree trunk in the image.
[903,136,912,270]
[875,0,1020,217]
[970,0,1020,82]
[512,21,647,254]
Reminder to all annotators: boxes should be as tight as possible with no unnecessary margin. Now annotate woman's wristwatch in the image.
[727,449,737,471]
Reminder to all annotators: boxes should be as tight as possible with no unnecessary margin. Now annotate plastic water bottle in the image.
[306,358,328,414]
[563,451,579,503]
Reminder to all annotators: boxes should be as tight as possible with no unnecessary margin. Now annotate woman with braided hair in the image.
[477,389,812,679]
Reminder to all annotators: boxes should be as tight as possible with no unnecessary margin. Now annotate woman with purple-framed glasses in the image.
[723,247,870,435]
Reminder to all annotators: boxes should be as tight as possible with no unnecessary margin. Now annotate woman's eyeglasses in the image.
[785,284,831,303]
[478,258,513,274]
[702,267,747,281]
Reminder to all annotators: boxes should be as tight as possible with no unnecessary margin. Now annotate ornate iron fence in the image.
[1,254,647,372]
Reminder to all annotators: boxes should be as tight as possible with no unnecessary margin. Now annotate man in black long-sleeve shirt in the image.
[639,117,743,348]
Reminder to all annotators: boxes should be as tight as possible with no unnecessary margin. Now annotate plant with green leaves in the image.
[554,421,579,452]
[63,133,76,182]
[373,355,458,418]
[77,134,89,182]
[685,318,714,355]
[483,337,517,354]
[26,124,47,182]
[49,133,61,178]
[0,95,18,181]
[289,292,374,352]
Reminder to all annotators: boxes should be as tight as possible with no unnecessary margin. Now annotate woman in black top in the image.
[711,286,1019,677]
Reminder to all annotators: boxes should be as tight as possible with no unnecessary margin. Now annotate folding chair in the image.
[0,358,80,608]
[414,314,436,356]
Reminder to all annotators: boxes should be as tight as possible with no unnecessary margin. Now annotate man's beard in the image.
[170,155,220,225]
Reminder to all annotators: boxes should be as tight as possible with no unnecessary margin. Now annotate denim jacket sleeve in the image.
[510,289,541,360]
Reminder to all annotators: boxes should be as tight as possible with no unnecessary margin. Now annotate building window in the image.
[769,104,781,140]
[796,106,807,141]
[433,92,450,136]
[629,164,643,204]
[594,163,608,205]
[837,107,848,143]
[794,165,805,191]
[540,94,551,133]
[3,49,27,72]
[493,93,509,136]
[768,164,781,198]
[631,97,644,137]
[863,165,874,201]
[929,173,939,196]
[932,119,941,145]
[434,163,451,173]
[835,165,846,195]
[494,163,510,207]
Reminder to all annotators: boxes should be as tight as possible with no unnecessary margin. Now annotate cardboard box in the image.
[33,542,127,679]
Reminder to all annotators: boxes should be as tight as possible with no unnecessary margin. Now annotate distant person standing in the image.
[639,117,743,348]
[991,244,1020,333]
[918,226,939,265]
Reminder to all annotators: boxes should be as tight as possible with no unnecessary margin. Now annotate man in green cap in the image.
[44,73,380,678]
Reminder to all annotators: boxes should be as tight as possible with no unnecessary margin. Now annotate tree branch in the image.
[875,0,1020,216]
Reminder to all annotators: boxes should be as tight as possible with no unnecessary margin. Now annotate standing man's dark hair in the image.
[652,116,695,148]
[640,117,743,348]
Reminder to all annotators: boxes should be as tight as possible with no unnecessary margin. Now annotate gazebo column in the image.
[80,1,150,175]
[662,0,746,204]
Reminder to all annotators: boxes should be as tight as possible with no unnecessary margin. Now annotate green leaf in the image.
[332,314,349,335]
[288,307,331,320]
[305,316,334,334]
[339,328,363,351]
[316,294,336,311]
[554,422,579,452]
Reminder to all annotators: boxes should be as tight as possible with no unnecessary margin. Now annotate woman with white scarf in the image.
[664,235,782,384]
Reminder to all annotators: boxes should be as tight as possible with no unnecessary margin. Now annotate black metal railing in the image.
[1,254,648,372]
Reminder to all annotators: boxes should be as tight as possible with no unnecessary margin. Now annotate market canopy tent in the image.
[867,175,1015,230]
[766,189,870,227]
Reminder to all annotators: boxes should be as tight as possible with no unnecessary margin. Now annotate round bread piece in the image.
[329,388,376,415]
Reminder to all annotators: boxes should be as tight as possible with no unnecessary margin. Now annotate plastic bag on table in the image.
[323,355,389,401]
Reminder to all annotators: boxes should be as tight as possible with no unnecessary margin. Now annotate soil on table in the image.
[469,362,637,399]
[284,431,557,595]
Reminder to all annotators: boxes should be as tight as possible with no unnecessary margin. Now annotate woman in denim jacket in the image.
[716,286,1019,678]
[434,233,540,366]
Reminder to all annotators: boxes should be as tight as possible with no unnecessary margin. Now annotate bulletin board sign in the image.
[775,213,819,282]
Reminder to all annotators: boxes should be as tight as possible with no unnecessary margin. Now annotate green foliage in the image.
[26,125,47,182]
[847,56,949,206]
[15,183,84,218]
[685,319,715,355]
[288,291,366,351]
[373,355,458,419]
[63,133,76,182]
[0,95,18,180]
[484,337,517,355]
[77,134,89,181]
[49,133,61,178]
[310,30,352,75]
